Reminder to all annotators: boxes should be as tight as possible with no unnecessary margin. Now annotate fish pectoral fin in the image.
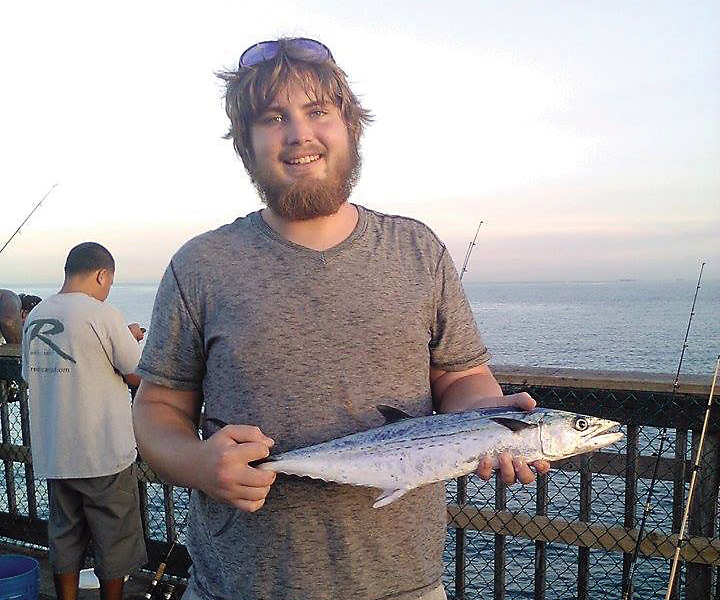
[490,417,538,432]
[376,405,413,424]
[372,488,409,508]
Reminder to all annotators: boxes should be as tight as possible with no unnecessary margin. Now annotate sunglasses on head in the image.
[239,38,334,69]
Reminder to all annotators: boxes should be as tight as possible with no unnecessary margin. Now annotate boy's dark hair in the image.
[64,242,115,276]
[18,294,42,312]
[217,37,373,172]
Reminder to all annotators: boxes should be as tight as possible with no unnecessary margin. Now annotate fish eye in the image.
[575,418,589,431]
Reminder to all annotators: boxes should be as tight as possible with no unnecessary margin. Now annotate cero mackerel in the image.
[209,406,623,509]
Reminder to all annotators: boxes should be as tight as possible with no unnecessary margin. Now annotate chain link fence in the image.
[444,368,719,600]
[1,352,717,599]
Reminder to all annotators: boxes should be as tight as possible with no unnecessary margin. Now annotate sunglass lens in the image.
[239,38,332,68]
[287,38,332,62]
[239,41,280,68]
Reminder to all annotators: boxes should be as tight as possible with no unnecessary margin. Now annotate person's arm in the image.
[430,363,551,484]
[124,373,142,388]
[0,290,22,344]
[121,323,145,388]
[132,380,277,512]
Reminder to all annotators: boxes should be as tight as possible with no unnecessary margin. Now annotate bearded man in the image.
[133,38,549,600]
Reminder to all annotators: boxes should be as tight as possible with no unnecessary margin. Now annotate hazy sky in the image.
[1,0,718,284]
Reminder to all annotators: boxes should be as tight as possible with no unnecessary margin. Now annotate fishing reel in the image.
[161,583,177,600]
[142,580,180,600]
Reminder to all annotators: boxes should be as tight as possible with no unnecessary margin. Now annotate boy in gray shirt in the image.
[134,38,549,600]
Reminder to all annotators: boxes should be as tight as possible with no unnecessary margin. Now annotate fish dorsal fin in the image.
[490,417,538,432]
[376,405,413,424]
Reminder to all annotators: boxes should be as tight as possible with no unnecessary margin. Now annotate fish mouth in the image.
[586,422,624,449]
[590,431,624,447]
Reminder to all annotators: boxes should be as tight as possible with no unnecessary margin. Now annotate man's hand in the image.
[473,391,551,484]
[128,323,145,341]
[430,364,552,487]
[196,424,277,512]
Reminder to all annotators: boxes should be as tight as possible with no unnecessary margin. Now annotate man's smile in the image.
[285,154,322,165]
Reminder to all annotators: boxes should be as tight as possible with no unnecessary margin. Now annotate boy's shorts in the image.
[48,463,148,579]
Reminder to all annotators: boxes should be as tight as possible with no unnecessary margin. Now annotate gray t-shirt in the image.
[137,205,490,600]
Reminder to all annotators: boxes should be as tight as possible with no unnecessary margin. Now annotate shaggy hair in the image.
[217,38,373,171]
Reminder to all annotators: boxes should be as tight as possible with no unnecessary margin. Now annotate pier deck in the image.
[1,541,180,600]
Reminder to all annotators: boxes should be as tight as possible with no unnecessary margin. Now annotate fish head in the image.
[540,410,623,460]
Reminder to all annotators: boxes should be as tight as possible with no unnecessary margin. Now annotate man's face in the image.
[248,82,359,220]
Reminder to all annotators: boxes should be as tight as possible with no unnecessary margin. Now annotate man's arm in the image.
[121,324,145,389]
[430,363,551,484]
[0,289,22,344]
[132,381,277,512]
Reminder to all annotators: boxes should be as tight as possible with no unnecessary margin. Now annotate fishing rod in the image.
[621,261,706,600]
[454,221,483,600]
[143,492,191,600]
[0,183,58,256]
[459,221,483,282]
[664,355,719,600]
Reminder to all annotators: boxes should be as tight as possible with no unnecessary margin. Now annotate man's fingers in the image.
[212,470,274,504]
[511,392,536,411]
[233,440,275,463]
[217,442,276,485]
[232,484,272,502]
[498,453,515,485]
[232,497,266,513]
[476,454,551,486]
[532,459,551,475]
[127,323,144,341]
[222,424,275,448]
[513,459,535,485]
[475,456,494,481]
[242,465,276,487]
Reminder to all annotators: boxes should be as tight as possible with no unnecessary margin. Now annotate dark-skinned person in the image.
[19,293,42,324]
[132,38,551,600]
[0,288,22,344]
[21,242,147,600]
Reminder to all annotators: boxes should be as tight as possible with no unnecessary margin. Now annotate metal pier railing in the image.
[1,346,717,599]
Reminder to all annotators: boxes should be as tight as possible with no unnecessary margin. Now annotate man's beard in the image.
[250,144,361,221]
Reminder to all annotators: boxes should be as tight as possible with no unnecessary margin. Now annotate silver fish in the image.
[249,405,623,508]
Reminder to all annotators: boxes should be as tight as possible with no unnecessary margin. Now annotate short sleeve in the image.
[136,261,206,390]
[429,247,491,371]
[21,338,28,383]
[104,306,141,374]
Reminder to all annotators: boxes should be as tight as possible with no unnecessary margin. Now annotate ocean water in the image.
[464,279,719,375]
[12,279,720,375]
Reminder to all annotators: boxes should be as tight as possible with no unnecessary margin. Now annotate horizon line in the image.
[5,278,719,288]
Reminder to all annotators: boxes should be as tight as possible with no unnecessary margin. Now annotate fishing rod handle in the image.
[144,562,167,599]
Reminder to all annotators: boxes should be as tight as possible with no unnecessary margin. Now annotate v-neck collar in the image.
[249,204,368,263]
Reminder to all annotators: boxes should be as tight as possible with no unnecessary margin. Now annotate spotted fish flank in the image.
[213,406,623,509]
